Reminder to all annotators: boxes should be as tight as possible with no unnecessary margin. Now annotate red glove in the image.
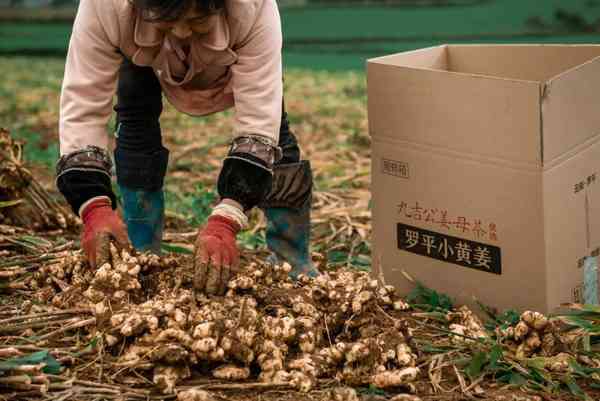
[193,215,241,295]
[81,197,129,268]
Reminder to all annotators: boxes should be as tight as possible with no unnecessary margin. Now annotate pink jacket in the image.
[59,0,283,155]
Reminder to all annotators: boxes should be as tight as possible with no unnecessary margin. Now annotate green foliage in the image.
[0,350,62,375]
[164,183,217,227]
[464,345,505,379]
[498,371,527,386]
[9,234,53,253]
[496,309,521,326]
[465,351,488,378]
[73,337,99,358]
[326,244,371,271]
[407,281,453,311]
[161,243,193,255]
[0,199,22,208]
[420,344,456,353]
[9,128,58,168]
[479,302,521,332]
[563,376,590,400]
[238,230,266,250]
[357,384,386,396]
[556,304,600,351]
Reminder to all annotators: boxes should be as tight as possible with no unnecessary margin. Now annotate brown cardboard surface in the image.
[543,138,600,307]
[372,137,546,312]
[447,45,600,82]
[368,44,600,313]
[367,61,541,164]
[543,56,600,163]
[370,45,448,70]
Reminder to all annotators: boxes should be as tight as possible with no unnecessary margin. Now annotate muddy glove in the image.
[193,213,242,295]
[81,197,130,268]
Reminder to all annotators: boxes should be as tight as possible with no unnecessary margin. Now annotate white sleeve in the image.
[230,0,283,145]
[59,0,122,155]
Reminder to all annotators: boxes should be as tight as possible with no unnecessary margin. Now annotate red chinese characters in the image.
[396,201,499,242]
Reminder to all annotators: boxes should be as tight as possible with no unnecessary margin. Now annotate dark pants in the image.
[113,58,301,191]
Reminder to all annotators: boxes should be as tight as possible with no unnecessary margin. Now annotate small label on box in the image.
[573,284,584,303]
[573,173,597,194]
[382,158,409,179]
[397,223,502,275]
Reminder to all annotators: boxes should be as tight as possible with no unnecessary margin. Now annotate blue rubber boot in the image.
[263,161,319,279]
[265,204,318,280]
[119,186,164,254]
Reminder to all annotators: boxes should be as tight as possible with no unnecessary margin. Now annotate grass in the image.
[0,56,371,268]
[2,51,600,401]
[0,57,64,168]
[3,0,600,69]
[280,0,600,40]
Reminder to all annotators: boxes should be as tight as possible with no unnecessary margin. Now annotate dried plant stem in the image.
[0,317,89,334]
[182,382,294,391]
[0,308,91,326]
[45,375,151,396]
[0,254,63,269]
[34,318,96,342]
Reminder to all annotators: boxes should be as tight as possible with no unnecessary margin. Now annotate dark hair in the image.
[132,0,226,22]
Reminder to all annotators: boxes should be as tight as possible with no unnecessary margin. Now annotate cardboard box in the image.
[367,44,600,313]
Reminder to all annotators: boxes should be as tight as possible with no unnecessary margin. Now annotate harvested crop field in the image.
[1,57,600,401]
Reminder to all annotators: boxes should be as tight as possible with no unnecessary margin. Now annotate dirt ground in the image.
[1,61,600,401]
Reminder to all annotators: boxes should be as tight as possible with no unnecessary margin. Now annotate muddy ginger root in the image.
[545,353,573,372]
[104,333,119,346]
[345,341,370,363]
[320,343,346,365]
[221,336,255,365]
[212,364,250,380]
[446,306,488,340]
[263,316,296,342]
[290,370,314,392]
[393,300,411,311]
[154,365,191,394]
[495,325,515,339]
[396,343,416,367]
[372,367,420,388]
[192,337,218,354]
[541,332,557,356]
[514,321,530,341]
[389,396,422,401]
[449,324,468,344]
[352,291,373,313]
[228,276,255,290]
[151,344,189,364]
[155,328,194,348]
[330,387,359,401]
[193,322,216,339]
[177,389,216,401]
[120,314,146,337]
[292,297,320,318]
[521,310,549,331]
[235,326,257,347]
[299,331,317,354]
[288,355,320,377]
[118,345,154,366]
[525,331,542,350]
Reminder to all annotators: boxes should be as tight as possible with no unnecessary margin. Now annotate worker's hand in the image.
[193,215,241,295]
[80,197,130,268]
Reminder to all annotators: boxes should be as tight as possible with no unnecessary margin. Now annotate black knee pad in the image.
[114,146,169,191]
[260,161,313,211]
[115,59,162,108]
[114,59,163,147]
[278,111,301,164]
[55,146,117,214]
